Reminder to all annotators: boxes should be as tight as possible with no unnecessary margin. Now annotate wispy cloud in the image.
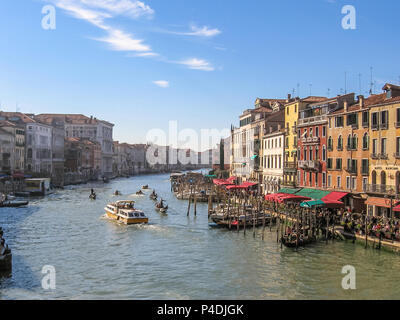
[160,24,221,38]
[153,80,169,88]
[177,58,214,71]
[95,28,151,52]
[48,0,155,54]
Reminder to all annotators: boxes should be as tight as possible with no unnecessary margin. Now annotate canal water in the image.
[1,172,400,300]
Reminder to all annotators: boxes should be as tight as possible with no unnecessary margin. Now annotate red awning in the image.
[394,204,400,212]
[279,195,312,202]
[321,192,348,202]
[213,179,234,186]
[226,176,237,183]
[226,182,257,190]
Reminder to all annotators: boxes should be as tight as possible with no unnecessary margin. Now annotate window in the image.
[336,158,342,170]
[337,176,341,188]
[327,158,333,169]
[322,172,326,187]
[380,110,389,129]
[303,147,307,161]
[351,177,357,190]
[397,108,400,125]
[335,116,344,127]
[381,138,387,155]
[362,133,369,150]
[315,172,318,187]
[328,175,332,187]
[309,147,313,161]
[347,113,358,127]
[316,127,319,137]
[362,177,368,192]
[337,135,343,150]
[328,136,333,150]
[372,139,377,155]
[346,176,351,190]
[322,126,326,137]
[372,112,379,129]
[322,145,326,161]
[362,159,369,175]
[397,137,400,154]
[309,172,312,185]
[287,107,289,115]
[362,111,369,127]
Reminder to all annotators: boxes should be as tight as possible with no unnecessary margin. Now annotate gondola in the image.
[155,200,168,213]
[89,194,97,200]
[142,185,149,190]
[0,201,29,208]
[149,194,158,201]
[281,234,317,248]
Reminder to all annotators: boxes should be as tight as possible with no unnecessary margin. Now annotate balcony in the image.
[298,115,327,127]
[371,123,379,130]
[350,123,359,130]
[366,184,397,195]
[362,168,369,176]
[337,145,343,151]
[394,152,400,159]
[379,153,388,160]
[362,122,369,128]
[346,144,357,151]
[301,137,320,145]
[345,166,358,175]
[298,160,320,171]
[395,122,400,129]
[380,122,389,130]
[371,153,379,160]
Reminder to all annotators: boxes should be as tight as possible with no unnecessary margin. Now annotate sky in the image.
[0,0,399,151]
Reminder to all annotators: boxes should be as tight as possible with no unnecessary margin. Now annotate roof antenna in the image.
[327,88,330,97]
[369,67,374,95]
[297,83,300,97]
[358,73,362,95]
[344,72,347,94]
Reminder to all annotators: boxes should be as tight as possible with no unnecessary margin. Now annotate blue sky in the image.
[0,0,399,150]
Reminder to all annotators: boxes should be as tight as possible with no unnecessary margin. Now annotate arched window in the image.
[362,133,369,150]
[328,136,333,150]
[347,134,352,149]
[352,134,358,150]
[338,135,343,150]
[322,145,326,161]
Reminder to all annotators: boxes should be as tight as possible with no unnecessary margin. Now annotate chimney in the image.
[270,126,273,133]
[278,124,281,130]
[287,94,291,102]
[358,95,364,107]
[344,100,348,112]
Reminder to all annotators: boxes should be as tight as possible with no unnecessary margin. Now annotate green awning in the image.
[205,175,217,178]
[277,188,302,195]
[300,200,325,208]
[295,188,330,200]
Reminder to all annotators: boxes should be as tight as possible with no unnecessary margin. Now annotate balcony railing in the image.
[371,153,379,159]
[292,126,297,134]
[379,153,388,160]
[362,168,369,176]
[337,145,343,151]
[394,152,400,159]
[301,137,320,145]
[366,184,397,194]
[346,144,357,151]
[362,122,369,128]
[345,166,358,175]
[298,160,320,171]
[298,115,327,126]
[380,123,388,130]
[371,123,379,130]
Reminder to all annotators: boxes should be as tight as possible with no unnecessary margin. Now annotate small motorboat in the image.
[155,199,168,214]
[142,185,149,190]
[136,190,144,196]
[104,200,148,225]
[89,193,97,200]
[149,191,158,201]
[0,201,29,208]
[114,190,122,196]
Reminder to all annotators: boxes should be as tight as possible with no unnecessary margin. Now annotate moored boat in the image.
[0,229,12,272]
[281,234,317,248]
[0,201,29,208]
[104,200,148,225]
